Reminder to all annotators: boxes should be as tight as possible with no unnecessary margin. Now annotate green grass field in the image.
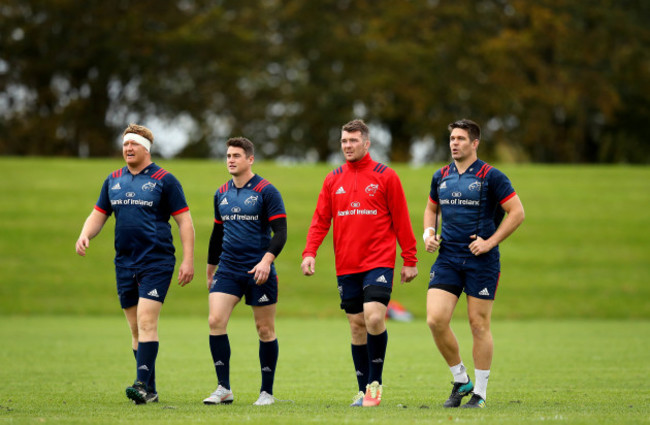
[0,158,648,318]
[1,316,649,424]
[0,158,649,424]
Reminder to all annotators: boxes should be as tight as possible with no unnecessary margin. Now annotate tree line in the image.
[1,0,648,163]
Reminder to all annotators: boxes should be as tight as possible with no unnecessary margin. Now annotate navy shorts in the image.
[210,268,278,306]
[428,255,500,300]
[337,267,394,314]
[116,264,174,309]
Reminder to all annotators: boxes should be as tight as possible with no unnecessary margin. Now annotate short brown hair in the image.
[227,137,255,157]
[122,123,154,144]
[342,119,370,141]
[448,119,480,142]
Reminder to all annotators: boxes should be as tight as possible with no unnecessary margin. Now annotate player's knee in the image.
[256,322,275,341]
[208,314,227,333]
[137,319,158,337]
[362,308,387,335]
[468,315,490,337]
[346,315,366,343]
[426,312,450,333]
[349,319,365,334]
[426,314,438,331]
[128,323,139,338]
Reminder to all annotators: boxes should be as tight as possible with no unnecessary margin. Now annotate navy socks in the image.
[132,349,157,392]
[259,339,279,394]
[135,341,159,391]
[367,330,387,384]
[209,334,231,389]
[351,344,369,392]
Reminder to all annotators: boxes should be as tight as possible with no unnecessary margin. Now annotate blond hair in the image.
[122,123,154,145]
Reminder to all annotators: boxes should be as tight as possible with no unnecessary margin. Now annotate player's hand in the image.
[301,256,316,276]
[469,235,494,256]
[400,266,418,284]
[424,233,441,253]
[177,260,194,286]
[248,261,271,285]
[206,265,217,289]
[75,235,90,256]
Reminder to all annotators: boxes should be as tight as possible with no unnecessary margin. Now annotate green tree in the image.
[475,0,650,163]
[0,0,274,157]
[1,0,649,163]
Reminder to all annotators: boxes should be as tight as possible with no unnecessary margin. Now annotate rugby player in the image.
[75,123,195,404]
[301,119,418,407]
[203,137,287,406]
[423,119,524,408]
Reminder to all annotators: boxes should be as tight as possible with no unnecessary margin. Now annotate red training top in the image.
[303,153,418,276]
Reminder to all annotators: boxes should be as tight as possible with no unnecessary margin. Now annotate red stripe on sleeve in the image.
[269,213,287,221]
[154,170,169,180]
[476,164,484,177]
[429,196,438,204]
[171,206,189,216]
[94,205,108,215]
[254,180,271,192]
[500,192,516,204]
[152,169,169,180]
[214,219,223,224]
[475,164,487,178]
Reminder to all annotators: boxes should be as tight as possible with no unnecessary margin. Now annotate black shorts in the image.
[428,255,500,300]
[336,267,393,314]
[210,267,278,306]
[116,264,174,309]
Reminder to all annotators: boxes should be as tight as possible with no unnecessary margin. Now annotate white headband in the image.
[123,133,152,152]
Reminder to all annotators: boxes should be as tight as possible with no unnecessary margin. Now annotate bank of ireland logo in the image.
[126,192,136,198]
[452,191,462,197]
[244,195,258,206]
[231,206,241,213]
[142,182,156,192]
[351,201,361,208]
[469,181,482,191]
[365,183,379,196]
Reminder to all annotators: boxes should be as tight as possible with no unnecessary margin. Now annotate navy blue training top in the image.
[429,159,516,258]
[95,163,189,268]
[214,174,286,273]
